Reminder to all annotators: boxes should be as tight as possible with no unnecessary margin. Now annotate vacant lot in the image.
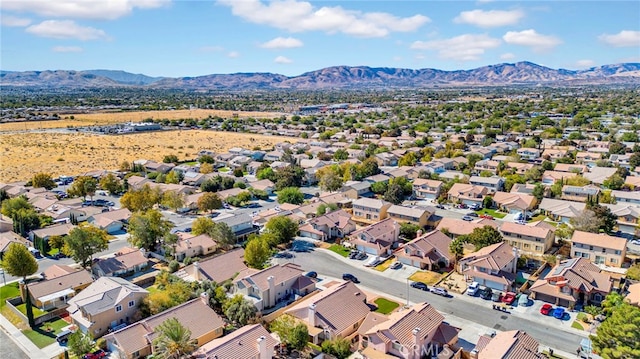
[0,109,283,132]
[0,130,295,182]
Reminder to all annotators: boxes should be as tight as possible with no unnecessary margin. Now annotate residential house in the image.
[571,231,626,268]
[529,258,612,307]
[575,152,601,166]
[610,154,632,168]
[249,179,276,195]
[542,148,568,161]
[375,152,399,166]
[0,214,13,232]
[264,150,284,162]
[459,242,518,292]
[436,218,499,239]
[234,263,314,311]
[125,176,150,190]
[623,175,640,190]
[29,223,75,253]
[352,198,392,223]
[177,248,248,283]
[395,230,453,270]
[469,176,504,193]
[553,163,588,174]
[26,268,93,310]
[500,221,555,256]
[625,283,640,307]
[87,208,132,234]
[92,247,150,278]
[510,183,537,195]
[181,171,208,187]
[538,198,586,223]
[584,167,618,186]
[67,277,149,338]
[412,179,443,200]
[215,152,235,167]
[104,296,225,359]
[387,205,431,227]
[214,213,258,241]
[359,302,460,359]
[506,162,534,175]
[350,218,400,256]
[541,171,578,186]
[229,155,252,169]
[195,324,280,359]
[611,190,640,205]
[173,234,217,261]
[474,160,500,175]
[285,281,370,343]
[492,192,536,214]
[341,181,373,199]
[447,183,489,207]
[516,148,541,161]
[143,161,174,174]
[561,185,600,203]
[603,203,640,237]
[363,173,391,185]
[0,231,27,259]
[299,209,356,241]
[471,330,545,359]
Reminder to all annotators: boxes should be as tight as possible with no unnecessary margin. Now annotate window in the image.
[611,258,618,264]
[392,341,402,351]
[128,300,135,308]
[115,305,122,312]
[615,250,621,255]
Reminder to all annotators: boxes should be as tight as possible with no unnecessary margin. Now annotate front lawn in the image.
[374,258,394,272]
[327,245,350,257]
[529,214,547,222]
[571,321,586,330]
[22,317,69,348]
[409,271,446,285]
[374,298,400,314]
[475,208,506,219]
[0,283,20,309]
[16,303,47,318]
[218,167,230,173]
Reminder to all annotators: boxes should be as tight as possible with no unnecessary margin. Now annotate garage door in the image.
[533,293,557,305]
[361,246,378,255]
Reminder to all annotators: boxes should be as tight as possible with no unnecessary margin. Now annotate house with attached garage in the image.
[499,221,555,256]
[458,242,518,292]
[195,324,280,359]
[387,205,431,227]
[469,176,504,193]
[412,178,443,200]
[172,233,217,261]
[352,198,392,224]
[92,247,150,278]
[349,218,400,257]
[538,198,586,223]
[471,330,546,359]
[516,148,541,161]
[394,229,453,271]
[25,266,93,310]
[29,222,76,254]
[603,203,640,237]
[299,209,356,241]
[611,190,640,205]
[176,248,248,283]
[492,192,536,215]
[87,208,132,234]
[447,183,488,207]
[213,213,258,242]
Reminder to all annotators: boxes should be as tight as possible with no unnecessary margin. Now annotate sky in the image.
[1,0,639,77]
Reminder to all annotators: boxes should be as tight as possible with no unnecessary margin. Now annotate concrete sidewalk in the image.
[0,314,50,359]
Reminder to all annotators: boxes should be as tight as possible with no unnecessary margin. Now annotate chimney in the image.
[416,229,423,239]
[308,303,317,327]
[257,335,271,359]
[267,276,276,308]
[193,261,200,281]
[412,327,421,349]
[200,289,209,305]
[470,348,479,359]
[512,247,519,273]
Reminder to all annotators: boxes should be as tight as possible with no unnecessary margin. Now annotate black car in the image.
[466,212,479,217]
[411,282,429,291]
[480,287,493,300]
[435,204,445,209]
[342,273,359,283]
[304,271,318,278]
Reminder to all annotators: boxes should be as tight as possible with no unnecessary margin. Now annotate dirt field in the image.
[0,130,295,183]
[0,109,283,132]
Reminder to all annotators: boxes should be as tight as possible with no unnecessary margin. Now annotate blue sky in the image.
[1,1,639,77]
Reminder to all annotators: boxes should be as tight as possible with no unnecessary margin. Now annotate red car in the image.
[501,292,516,305]
[480,214,494,220]
[540,304,553,315]
[83,350,107,359]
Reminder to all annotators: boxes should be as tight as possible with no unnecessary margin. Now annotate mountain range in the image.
[2,62,639,90]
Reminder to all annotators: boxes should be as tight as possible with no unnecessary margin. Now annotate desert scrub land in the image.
[0,109,283,132]
[0,130,294,182]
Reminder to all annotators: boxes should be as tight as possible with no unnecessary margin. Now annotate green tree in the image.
[383,182,405,204]
[24,286,35,327]
[482,195,493,209]
[128,209,172,251]
[244,236,271,269]
[1,196,32,219]
[321,338,351,359]
[165,171,182,184]
[277,187,304,205]
[264,216,299,245]
[63,226,109,269]
[1,242,38,281]
[532,183,545,202]
[199,162,214,174]
[233,167,244,177]
[256,167,276,181]
[163,154,179,164]
[120,184,163,212]
[467,226,503,250]
[590,204,618,234]
[198,155,214,164]
[153,318,198,359]
[504,174,525,192]
[197,192,222,213]
[356,157,380,179]
[603,173,625,190]
[270,314,309,351]
[162,191,185,212]
[591,301,640,359]
[318,170,343,192]
[48,235,66,252]
[316,203,338,216]
[449,237,465,266]
[608,142,626,155]
[192,217,216,236]
[31,172,56,190]
[570,210,601,233]
[223,294,258,326]
[12,208,41,237]
[210,222,236,249]
[370,181,388,194]
[466,153,483,169]
[67,176,97,200]
[398,152,417,166]
[629,152,640,169]
[626,263,640,281]
[399,222,421,240]
[67,330,94,358]
[333,149,348,161]
[99,173,122,195]
[274,165,305,190]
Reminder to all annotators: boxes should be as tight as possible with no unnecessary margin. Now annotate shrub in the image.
[183,256,193,265]
[168,260,180,273]
[96,338,107,350]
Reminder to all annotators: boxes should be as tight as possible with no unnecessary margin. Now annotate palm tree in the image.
[153,318,197,359]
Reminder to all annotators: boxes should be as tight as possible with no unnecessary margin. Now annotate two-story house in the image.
[603,203,640,237]
[214,213,258,242]
[352,198,392,224]
[66,277,149,338]
[499,221,555,256]
[104,296,225,359]
[387,205,431,227]
[195,324,280,359]
[541,171,578,186]
[375,152,399,166]
[529,258,612,307]
[561,185,600,203]
[395,230,454,271]
[575,152,602,166]
[469,176,504,193]
[412,179,443,200]
[177,248,248,283]
[542,148,568,161]
[571,231,626,268]
[474,160,500,175]
[359,302,460,359]
[458,242,518,292]
[285,281,370,344]
[471,330,545,359]
[517,148,541,161]
[299,209,356,241]
[624,175,640,190]
[350,218,400,257]
[234,263,315,311]
[447,183,489,207]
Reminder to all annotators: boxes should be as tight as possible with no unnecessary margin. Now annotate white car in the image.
[631,240,640,245]
[364,256,381,267]
[466,282,480,296]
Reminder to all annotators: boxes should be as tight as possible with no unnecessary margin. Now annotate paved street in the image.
[0,329,28,359]
[276,248,588,354]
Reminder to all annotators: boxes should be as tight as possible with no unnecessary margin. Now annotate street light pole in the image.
[406,278,410,306]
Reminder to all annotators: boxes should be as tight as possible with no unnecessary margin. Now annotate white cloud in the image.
[598,30,640,47]
[411,34,501,61]
[500,52,515,60]
[274,55,293,64]
[454,9,524,28]
[199,45,225,52]
[227,51,240,58]
[1,0,169,20]
[26,20,108,40]
[575,59,595,68]
[261,37,303,49]
[503,29,561,51]
[218,0,429,38]
[0,14,31,27]
[52,46,83,53]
